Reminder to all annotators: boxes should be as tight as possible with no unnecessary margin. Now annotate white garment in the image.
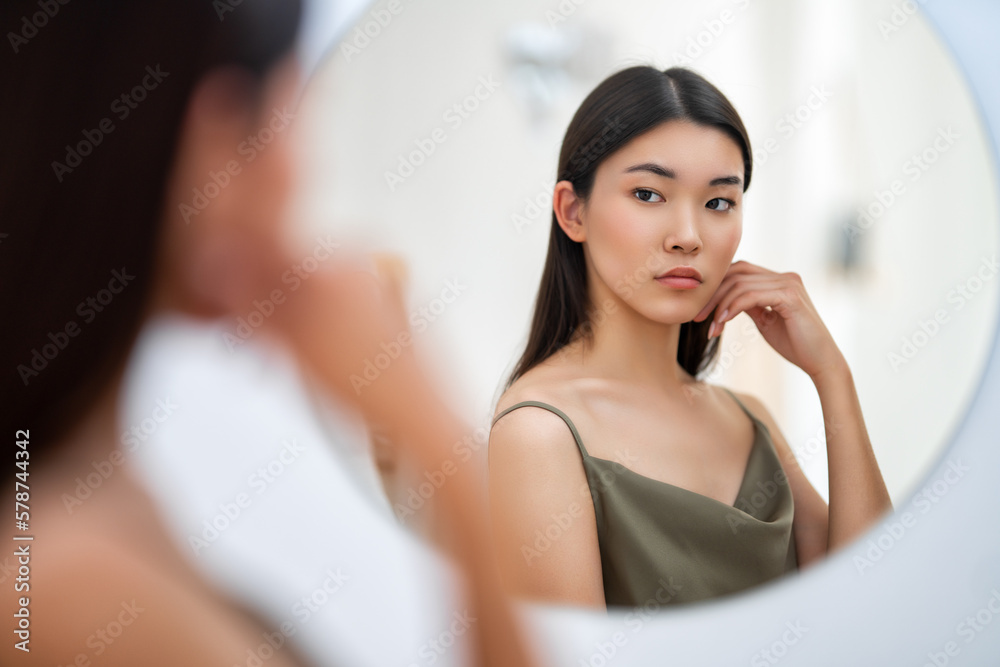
[119,314,471,667]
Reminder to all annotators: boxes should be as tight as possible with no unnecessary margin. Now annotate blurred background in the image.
[290,0,999,526]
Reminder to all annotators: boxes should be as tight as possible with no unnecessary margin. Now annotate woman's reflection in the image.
[488,65,892,610]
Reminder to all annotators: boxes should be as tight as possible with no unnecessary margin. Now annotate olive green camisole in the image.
[490,387,798,608]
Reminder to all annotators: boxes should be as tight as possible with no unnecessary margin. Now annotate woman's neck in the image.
[572,292,694,394]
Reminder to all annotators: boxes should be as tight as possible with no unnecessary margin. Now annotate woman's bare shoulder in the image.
[722,387,780,430]
[492,348,637,435]
[7,475,302,666]
[487,365,605,607]
[494,357,582,416]
[8,528,297,666]
[489,357,602,457]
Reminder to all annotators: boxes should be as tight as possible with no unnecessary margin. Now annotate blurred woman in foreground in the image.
[0,1,534,665]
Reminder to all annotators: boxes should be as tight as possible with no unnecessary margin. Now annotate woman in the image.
[488,65,893,610]
[1,1,534,665]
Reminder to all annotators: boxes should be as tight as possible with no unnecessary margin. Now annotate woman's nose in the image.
[663,203,701,253]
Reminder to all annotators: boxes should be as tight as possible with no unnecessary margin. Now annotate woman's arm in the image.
[371,388,545,666]
[488,405,606,609]
[808,359,893,550]
[272,256,538,667]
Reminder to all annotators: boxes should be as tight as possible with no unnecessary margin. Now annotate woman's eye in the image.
[634,188,664,203]
[706,198,735,212]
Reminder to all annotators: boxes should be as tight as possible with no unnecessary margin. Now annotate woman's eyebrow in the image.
[624,162,742,188]
[709,174,743,188]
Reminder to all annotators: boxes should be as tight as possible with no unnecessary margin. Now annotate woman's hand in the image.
[693,260,846,381]
[268,251,424,425]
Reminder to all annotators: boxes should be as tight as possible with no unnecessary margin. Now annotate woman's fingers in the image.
[712,276,793,320]
[693,260,771,322]
[710,282,796,337]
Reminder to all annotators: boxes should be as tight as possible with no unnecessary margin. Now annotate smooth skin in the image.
[489,120,892,610]
[2,58,535,666]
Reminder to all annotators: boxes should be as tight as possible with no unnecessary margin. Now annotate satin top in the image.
[491,387,798,608]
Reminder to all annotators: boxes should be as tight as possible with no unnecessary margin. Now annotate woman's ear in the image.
[553,180,587,243]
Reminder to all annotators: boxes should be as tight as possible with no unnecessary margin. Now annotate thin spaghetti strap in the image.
[720,386,746,412]
[721,387,765,428]
[491,400,591,458]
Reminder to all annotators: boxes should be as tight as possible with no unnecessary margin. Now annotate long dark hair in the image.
[0,1,301,462]
[505,66,753,390]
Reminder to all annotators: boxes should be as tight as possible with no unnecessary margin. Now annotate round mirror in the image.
[291,0,1000,662]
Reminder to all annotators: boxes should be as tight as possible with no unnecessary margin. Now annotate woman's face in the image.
[575,120,745,324]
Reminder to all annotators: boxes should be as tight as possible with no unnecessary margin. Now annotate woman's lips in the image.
[655,276,701,289]
[654,265,703,288]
